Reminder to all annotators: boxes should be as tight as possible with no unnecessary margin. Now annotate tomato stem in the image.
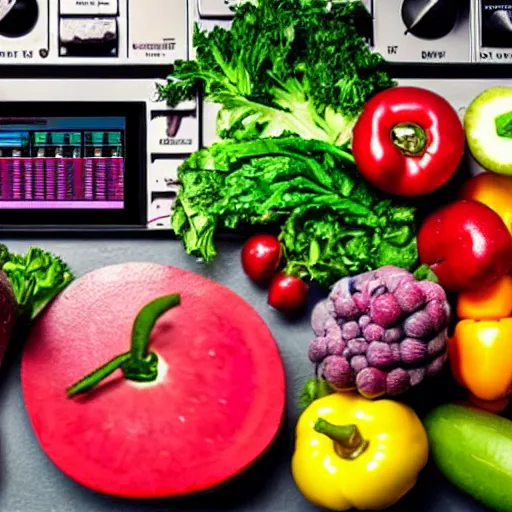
[314,418,369,459]
[66,293,181,398]
[413,264,439,283]
[391,122,427,156]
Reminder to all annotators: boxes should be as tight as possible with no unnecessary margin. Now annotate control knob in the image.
[0,0,39,39]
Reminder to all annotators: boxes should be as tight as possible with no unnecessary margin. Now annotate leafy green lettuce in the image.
[157,0,394,145]
[1,246,74,321]
[171,136,419,288]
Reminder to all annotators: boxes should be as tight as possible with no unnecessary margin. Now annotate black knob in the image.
[401,0,461,41]
[0,0,39,39]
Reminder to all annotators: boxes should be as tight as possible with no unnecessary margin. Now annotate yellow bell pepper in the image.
[291,393,429,511]
[460,172,512,236]
[451,276,512,412]
[449,319,512,403]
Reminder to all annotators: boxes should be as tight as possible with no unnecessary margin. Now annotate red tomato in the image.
[268,273,309,314]
[241,234,282,283]
[418,200,512,293]
[352,86,465,197]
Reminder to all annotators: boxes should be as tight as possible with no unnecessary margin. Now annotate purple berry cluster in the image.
[309,265,450,399]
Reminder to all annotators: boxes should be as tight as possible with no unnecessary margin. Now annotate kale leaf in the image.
[171,135,419,288]
[157,0,394,145]
[1,246,74,321]
[279,203,418,288]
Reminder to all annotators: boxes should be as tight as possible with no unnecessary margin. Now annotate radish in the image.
[21,262,286,499]
[0,271,18,363]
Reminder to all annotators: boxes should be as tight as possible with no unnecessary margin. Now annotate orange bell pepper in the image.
[460,172,512,236]
[457,275,512,320]
[451,276,512,413]
[449,319,512,403]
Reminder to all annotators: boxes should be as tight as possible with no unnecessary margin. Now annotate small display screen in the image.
[0,116,126,210]
[481,0,512,48]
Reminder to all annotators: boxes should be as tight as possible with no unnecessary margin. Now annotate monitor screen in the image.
[0,116,126,210]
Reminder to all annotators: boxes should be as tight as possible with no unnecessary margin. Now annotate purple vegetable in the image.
[400,338,427,364]
[345,338,368,356]
[393,280,425,313]
[370,293,402,327]
[427,333,447,357]
[308,265,450,399]
[322,355,354,390]
[363,323,384,342]
[311,299,336,336]
[358,315,371,328]
[0,272,17,364]
[386,368,410,396]
[383,327,403,343]
[308,337,329,363]
[367,342,393,368]
[350,355,368,372]
[342,321,361,340]
[404,310,434,338]
[356,367,387,398]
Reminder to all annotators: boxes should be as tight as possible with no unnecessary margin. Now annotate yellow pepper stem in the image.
[314,418,369,460]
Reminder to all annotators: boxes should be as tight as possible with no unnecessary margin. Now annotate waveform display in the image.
[0,157,124,208]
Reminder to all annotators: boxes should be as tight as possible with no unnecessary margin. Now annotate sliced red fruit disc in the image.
[21,262,286,499]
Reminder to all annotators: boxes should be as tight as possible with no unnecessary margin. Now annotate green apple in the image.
[464,86,512,176]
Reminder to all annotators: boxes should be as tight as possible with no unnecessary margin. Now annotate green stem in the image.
[321,144,357,165]
[495,111,512,139]
[130,294,181,360]
[66,352,132,397]
[67,293,181,398]
[314,418,369,460]
[316,379,334,399]
[300,378,334,409]
[413,263,439,283]
[391,122,427,156]
[121,352,160,382]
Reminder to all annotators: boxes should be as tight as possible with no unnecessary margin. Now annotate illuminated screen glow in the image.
[0,116,125,209]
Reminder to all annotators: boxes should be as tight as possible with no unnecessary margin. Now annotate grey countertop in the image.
[0,239,489,512]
